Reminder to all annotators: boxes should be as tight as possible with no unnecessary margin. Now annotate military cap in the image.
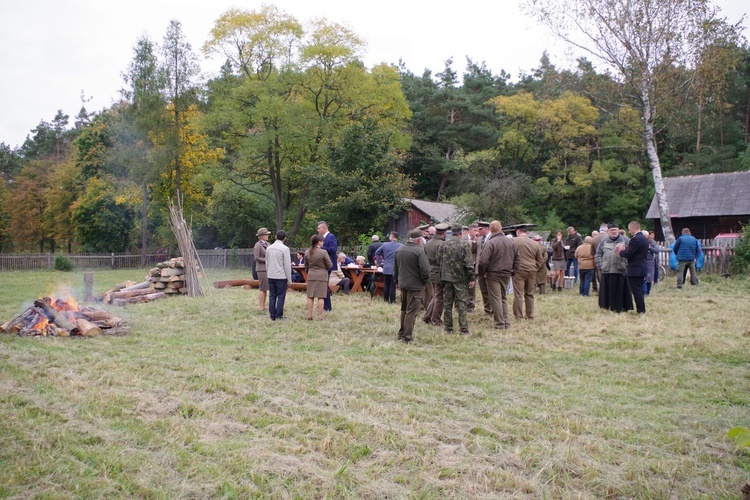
[477,220,490,228]
[417,224,429,231]
[451,223,463,233]
[435,223,449,232]
[408,229,423,239]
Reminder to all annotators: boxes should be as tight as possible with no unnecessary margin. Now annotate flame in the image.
[31,315,50,331]
[52,296,79,312]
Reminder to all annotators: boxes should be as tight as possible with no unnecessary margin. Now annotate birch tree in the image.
[524,0,739,243]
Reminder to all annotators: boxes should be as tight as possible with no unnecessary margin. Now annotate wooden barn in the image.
[646,171,750,240]
[385,198,461,237]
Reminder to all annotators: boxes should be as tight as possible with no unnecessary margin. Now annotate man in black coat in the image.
[616,221,649,314]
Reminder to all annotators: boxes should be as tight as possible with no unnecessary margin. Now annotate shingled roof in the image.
[404,198,461,223]
[646,171,750,219]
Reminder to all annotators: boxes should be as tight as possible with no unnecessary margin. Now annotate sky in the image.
[0,0,747,149]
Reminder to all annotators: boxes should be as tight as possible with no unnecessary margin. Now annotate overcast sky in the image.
[0,0,746,148]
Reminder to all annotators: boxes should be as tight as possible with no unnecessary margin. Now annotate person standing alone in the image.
[265,230,292,321]
[672,228,702,289]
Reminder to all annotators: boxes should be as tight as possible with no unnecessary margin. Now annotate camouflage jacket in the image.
[437,235,474,284]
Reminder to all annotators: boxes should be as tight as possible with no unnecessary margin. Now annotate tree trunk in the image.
[140,181,149,268]
[641,82,675,244]
[696,93,703,153]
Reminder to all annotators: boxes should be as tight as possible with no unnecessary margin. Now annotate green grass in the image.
[1,268,749,498]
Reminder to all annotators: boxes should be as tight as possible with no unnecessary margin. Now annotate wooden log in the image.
[120,280,151,292]
[109,288,157,300]
[160,268,184,277]
[213,279,255,288]
[76,318,102,336]
[33,300,79,335]
[1,307,37,333]
[112,292,167,306]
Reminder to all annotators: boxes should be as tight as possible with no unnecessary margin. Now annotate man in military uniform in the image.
[474,221,492,314]
[512,227,546,320]
[478,220,519,329]
[437,223,475,335]
[394,229,430,343]
[466,223,479,312]
[422,223,448,326]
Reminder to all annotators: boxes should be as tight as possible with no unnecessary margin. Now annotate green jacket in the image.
[394,242,430,290]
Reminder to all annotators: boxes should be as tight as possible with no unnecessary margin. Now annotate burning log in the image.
[2,296,126,337]
[76,318,102,336]
[34,299,79,335]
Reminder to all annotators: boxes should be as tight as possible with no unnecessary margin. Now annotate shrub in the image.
[729,224,750,275]
[54,255,75,272]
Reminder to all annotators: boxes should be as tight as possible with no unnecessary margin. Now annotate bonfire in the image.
[0,295,126,337]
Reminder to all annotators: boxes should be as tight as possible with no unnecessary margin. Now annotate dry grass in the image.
[1,269,749,498]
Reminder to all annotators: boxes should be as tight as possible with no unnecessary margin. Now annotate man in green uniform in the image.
[437,223,475,335]
[394,229,430,343]
[422,223,448,326]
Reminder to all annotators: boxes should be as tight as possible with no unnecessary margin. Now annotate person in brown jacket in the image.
[512,227,547,320]
[478,220,519,329]
[575,236,596,296]
[253,227,271,312]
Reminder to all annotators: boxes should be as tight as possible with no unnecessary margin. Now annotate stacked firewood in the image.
[0,297,125,337]
[97,257,197,306]
[147,257,189,295]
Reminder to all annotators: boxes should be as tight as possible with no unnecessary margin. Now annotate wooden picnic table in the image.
[292,264,308,282]
[341,266,382,294]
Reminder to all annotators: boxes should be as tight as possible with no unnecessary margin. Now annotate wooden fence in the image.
[0,240,738,274]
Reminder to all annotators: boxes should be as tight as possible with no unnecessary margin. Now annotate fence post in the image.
[48,253,53,268]
[224,248,228,269]
[111,253,115,269]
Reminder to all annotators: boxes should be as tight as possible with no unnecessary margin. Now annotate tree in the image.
[524,0,743,243]
[71,177,134,253]
[160,20,200,202]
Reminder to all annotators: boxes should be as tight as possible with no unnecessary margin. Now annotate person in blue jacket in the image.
[672,228,703,288]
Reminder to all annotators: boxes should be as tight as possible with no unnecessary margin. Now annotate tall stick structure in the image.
[168,198,207,298]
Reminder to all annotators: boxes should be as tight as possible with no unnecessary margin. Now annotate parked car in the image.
[711,233,740,257]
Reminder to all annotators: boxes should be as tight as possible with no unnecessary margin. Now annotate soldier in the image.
[466,223,479,312]
[478,220,519,329]
[394,229,430,343]
[512,227,546,320]
[474,221,492,314]
[421,226,437,310]
[437,223,475,335]
[422,223,448,326]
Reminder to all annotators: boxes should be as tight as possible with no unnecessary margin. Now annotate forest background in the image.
[1,3,749,258]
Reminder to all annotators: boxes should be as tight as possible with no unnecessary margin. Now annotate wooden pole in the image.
[84,272,94,302]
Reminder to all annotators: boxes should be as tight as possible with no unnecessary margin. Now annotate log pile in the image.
[147,257,190,295]
[1,296,126,337]
[96,257,199,306]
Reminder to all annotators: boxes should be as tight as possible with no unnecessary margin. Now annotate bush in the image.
[729,224,750,275]
[54,255,75,272]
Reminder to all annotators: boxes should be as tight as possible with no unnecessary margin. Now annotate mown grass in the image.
[1,268,749,498]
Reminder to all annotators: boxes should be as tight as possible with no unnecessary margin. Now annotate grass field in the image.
[1,268,748,498]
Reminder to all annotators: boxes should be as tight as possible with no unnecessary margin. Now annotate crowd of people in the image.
[251,220,703,341]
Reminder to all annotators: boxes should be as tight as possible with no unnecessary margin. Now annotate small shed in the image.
[645,171,750,240]
[385,198,461,237]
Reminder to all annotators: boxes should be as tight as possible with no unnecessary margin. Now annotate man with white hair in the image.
[366,234,382,266]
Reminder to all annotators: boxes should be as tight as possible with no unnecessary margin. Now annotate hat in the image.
[462,225,469,231]
[417,224,429,231]
[408,229,423,239]
[477,221,490,228]
[435,223,449,232]
[451,223,463,233]
[256,227,271,236]
[607,222,619,229]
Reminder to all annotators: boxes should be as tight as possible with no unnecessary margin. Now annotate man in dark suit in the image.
[318,221,338,311]
[616,221,649,314]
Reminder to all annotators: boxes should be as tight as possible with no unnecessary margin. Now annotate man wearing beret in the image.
[437,223,475,335]
[393,229,430,343]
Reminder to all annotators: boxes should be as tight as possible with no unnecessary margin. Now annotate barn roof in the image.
[645,171,750,219]
[404,198,461,223]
